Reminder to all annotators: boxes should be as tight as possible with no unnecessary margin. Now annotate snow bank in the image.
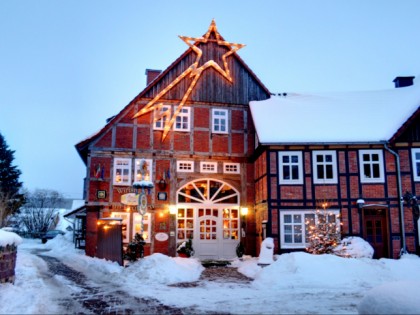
[0,228,23,247]
[122,253,204,285]
[334,236,374,258]
[230,256,262,279]
[358,281,420,314]
[0,248,62,314]
[253,252,388,289]
[43,233,123,279]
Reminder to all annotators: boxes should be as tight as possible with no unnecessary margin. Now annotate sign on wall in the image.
[121,193,139,206]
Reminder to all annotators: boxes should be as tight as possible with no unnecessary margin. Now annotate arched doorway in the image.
[176,179,240,259]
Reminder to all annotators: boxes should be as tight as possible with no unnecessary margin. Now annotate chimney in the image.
[393,76,415,88]
[145,69,162,85]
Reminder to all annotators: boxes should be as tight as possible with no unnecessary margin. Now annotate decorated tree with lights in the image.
[305,201,341,254]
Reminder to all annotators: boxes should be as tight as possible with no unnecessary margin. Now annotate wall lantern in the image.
[169,205,177,215]
[356,199,365,209]
[240,207,249,216]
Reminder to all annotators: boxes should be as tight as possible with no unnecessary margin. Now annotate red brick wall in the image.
[95,130,112,147]
[256,146,419,258]
[212,134,228,153]
[115,126,133,149]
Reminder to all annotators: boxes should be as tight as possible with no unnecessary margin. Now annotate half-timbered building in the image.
[74,20,420,262]
[250,77,420,258]
[75,20,270,261]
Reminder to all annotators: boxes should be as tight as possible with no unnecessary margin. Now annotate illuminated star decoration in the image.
[133,20,245,141]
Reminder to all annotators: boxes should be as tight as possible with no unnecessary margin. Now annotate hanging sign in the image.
[138,192,147,215]
[121,193,139,206]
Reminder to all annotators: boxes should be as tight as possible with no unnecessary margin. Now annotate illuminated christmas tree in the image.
[305,201,341,254]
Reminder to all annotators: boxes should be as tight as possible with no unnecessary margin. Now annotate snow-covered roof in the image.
[250,81,420,144]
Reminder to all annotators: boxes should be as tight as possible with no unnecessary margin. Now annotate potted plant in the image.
[177,238,194,257]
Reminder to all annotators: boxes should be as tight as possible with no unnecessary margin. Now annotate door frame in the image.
[361,206,390,258]
[175,178,241,259]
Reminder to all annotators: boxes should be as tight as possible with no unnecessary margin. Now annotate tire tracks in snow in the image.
[36,253,188,314]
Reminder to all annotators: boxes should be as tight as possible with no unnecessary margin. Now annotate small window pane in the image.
[291,165,299,180]
[364,164,371,177]
[372,164,380,178]
[326,165,333,179]
[284,214,292,224]
[317,165,324,179]
[293,214,302,223]
[316,155,323,162]
[283,156,289,163]
[291,155,299,163]
[283,166,290,180]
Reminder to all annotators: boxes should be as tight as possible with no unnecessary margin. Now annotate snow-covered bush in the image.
[333,236,374,258]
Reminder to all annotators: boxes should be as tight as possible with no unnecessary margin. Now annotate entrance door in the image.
[197,208,219,259]
[176,179,240,259]
[363,209,389,258]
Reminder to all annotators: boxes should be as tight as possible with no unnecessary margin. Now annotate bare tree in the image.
[19,189,64,236]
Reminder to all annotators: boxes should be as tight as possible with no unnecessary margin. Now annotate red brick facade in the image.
[76,21,270,261]
[254,145,420,258]
[76,21,419,261]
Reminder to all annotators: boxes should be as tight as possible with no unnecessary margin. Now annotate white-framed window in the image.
[280,210,340,248]
[312,150,338,184]
[174,107,191,131]
[133,213,151,243]
[177,161,194,172]
[212,109,228,134]
[110,212,130,243]
[113,158,132,186]
[359,150,385,183]
[411,148,420,182]
[279,151,303,184]
[153,105,171,130]
[134,158,153,182]
[200,162,217,173]
[223,163,240,174]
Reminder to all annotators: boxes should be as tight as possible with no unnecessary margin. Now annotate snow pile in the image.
[258,237,274,264]
[122,253,204,285]
[0,245,62,314]
[230,256,262,279]
[0,228,23,247]
[252,252,387,289]
[43,233,123,279]
[358,281,420,314]
[333,236,374,258]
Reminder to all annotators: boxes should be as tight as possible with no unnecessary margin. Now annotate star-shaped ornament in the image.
[133,20,245,141]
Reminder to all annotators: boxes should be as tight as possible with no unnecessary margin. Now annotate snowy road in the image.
[2,237,420,314]
[34,250,189,314]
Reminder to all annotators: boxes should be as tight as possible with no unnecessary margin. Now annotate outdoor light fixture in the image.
[356,199,365,208]
[169,205,177,215]
[240,207,249,216]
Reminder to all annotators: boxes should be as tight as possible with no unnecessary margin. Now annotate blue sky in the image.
[1,1,420,199]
